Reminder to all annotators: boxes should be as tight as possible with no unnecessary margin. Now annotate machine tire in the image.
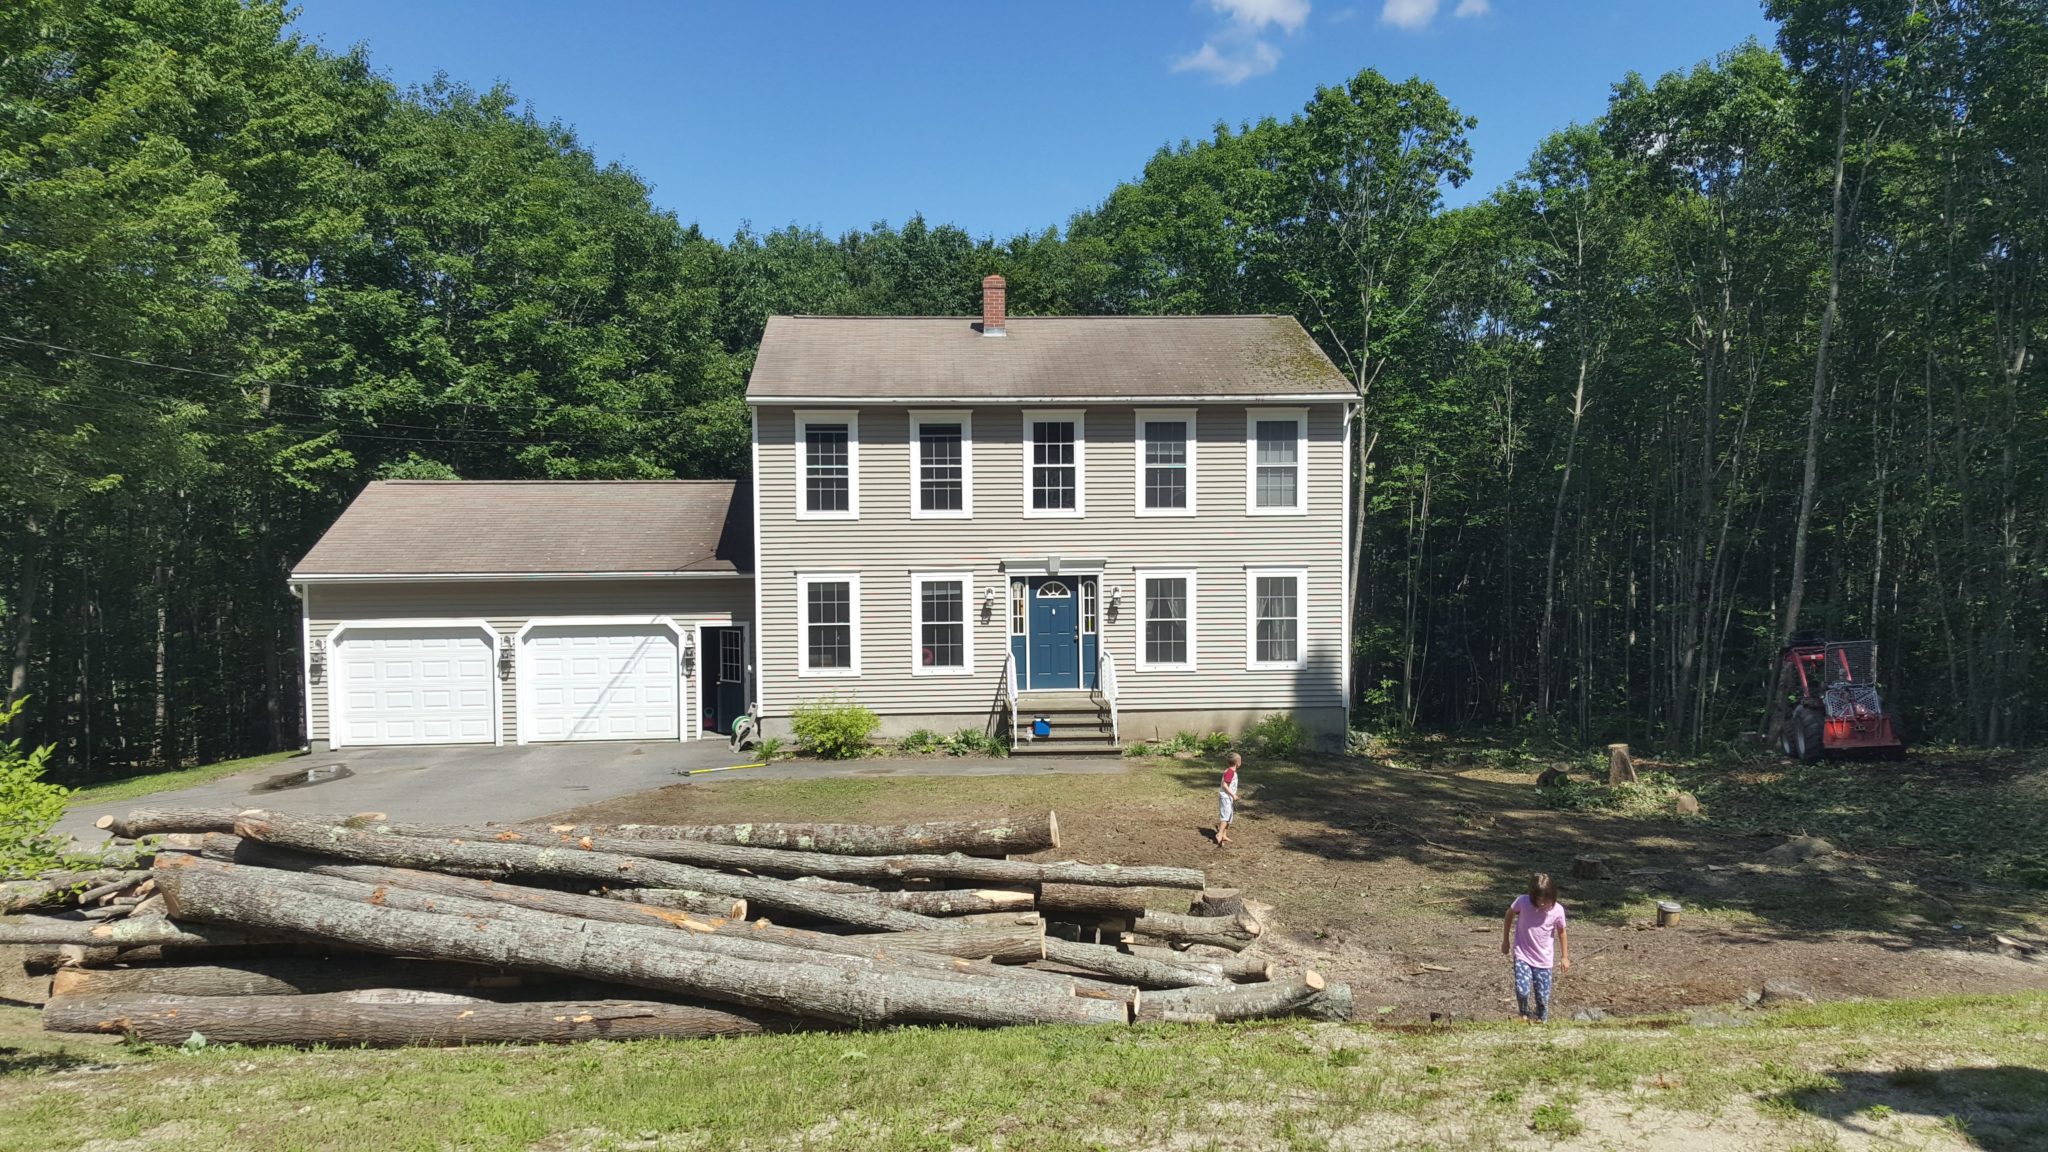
[1792,706,1824,763]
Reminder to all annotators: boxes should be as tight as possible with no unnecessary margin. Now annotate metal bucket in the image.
[1656,900,1682,928]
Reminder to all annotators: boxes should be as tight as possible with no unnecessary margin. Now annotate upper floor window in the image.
[1246,407,1306,515]
[797,573,860,676]
[911,411,971,519]
[1137,409,1196,516]
[912,572,972,674]
[1136,569,1195,671]
[1025,411,1085,517]
[1247,568,1305,669]
[796,411,858,519]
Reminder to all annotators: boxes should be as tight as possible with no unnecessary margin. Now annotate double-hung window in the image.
[1136,570,1196,671]
[1024,411,1084,517]
[1245,407,1306,515]
[796,411,859,519]
[797,573,860,676]
[911,411,971,518]
[1246,568,1306,670]
[911,572,973,675]
[1136,409,1196,515]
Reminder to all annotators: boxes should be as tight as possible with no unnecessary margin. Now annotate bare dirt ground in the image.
[561,742,2048,1023]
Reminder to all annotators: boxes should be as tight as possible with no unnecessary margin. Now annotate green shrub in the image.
[789,700,880,760]
[899,728,942,754]
[1242,712,1307,758]
[1124,740,1158,758]
[0,698,70,877]
[755,736,786,761]
[944,728,1006,758]
[1198,731,1232,756]
[1161,731,1200,755]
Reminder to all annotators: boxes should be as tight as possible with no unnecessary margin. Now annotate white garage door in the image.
[336,627,495,746]
[522,625,681,742]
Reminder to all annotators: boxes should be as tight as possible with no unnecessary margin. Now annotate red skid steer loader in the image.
[1772,633,1907,762]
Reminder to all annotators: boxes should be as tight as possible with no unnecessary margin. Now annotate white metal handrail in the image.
[1003,651,1019,750]
[1098,649,1119,746]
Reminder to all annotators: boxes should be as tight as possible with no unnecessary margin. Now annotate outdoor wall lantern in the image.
[308,637,326,683]
[682,632,697,676]
[497,634,515,681]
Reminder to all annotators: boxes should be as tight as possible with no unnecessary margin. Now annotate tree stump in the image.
[1607,744,1638,785]
[1572,855,1612,880]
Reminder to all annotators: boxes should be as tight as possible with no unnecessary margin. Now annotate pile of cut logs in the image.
[4,807,1349,1047]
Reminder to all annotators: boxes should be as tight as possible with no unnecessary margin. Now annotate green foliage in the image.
[943,729,1006,758]
[789,701,880,760]
[754,736,786,762]
[1160,732,1200,756]
[0,699,70,876]
[898,728,942,754]
[1242,713,1309,758]
[1539,770,1693,819]
[1529,1101,1584,1138]
[1123,741,1158,758]
[1198,731,1232,756]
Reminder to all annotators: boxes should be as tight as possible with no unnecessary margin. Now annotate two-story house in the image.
[288,276,1353,753]
[745,276,1355,750]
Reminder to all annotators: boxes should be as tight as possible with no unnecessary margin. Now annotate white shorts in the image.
[1219,794,1235,823]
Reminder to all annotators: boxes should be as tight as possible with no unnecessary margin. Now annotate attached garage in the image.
[292,480,753,751]
[334,625,497,746]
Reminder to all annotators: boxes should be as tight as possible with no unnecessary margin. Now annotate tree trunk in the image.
[50,958,548,1000]
[198,833,748,923]
[1040,938,1230,989]
[525,814,1059,857]
[231,811,946,931]
[97,806,248,839]
[1134,972,1349,1023]
[4,519,39,712]
[800,884,1035,916]
[2,870,151,913]
[1126,910,1261,952]
[0,917,278,947]
[1606,744,1637,785]
[152,859,1125,1027]
[45,992,799,1046]
[1038,884,1175,917]
[347,814,1204,890]
[1189,888,1245,918]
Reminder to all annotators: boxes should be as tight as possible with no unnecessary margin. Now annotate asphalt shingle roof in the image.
[292,480,752,577]
[745,315,1354,401]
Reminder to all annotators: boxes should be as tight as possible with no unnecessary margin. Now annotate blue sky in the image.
[287,1,1776,241]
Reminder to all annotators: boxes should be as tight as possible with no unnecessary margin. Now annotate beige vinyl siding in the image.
[755,403,1346,727]
[306,578,751,745]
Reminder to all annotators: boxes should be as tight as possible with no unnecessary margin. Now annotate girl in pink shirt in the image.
[1501,872,1570,1022]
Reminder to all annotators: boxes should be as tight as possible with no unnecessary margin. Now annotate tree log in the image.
[1607,743,1637,785]
[97,806,261,839]
[153,858,1125,1027]
[1038,884,1179,916]
[809,885,1035,916]
[197,834,749,926]
[0,916,278,947]
[1135,972,1344,1022]
[517,814,1060,857]
[1190,888,1246,918]
[2,871,152,913]
[333,814,1194,889]
[45,992,797,1046]
[49,958,549,1000]
[1572,855,1612,879]
[1127,910,1261,952]
[232,811,944,932]
[1040,938,1230,989]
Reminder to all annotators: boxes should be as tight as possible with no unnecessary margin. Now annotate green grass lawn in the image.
[0,995,2041,1151]
[64,750,304,807]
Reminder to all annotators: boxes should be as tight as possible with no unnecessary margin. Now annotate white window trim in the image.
[909,571,975,676]
[1134,407,1197,517]
[795,409,859,521]
[796,572,862,678]
[1245,567,1308,671]
[909,410,973,520]
[1245,406,1308,516]
[1134,568,1197,672]
[1022,408,1086,519]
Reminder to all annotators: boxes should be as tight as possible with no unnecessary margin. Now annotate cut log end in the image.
[1304,969,1326,992]
[1047,811,1061,851]
[93,815,114,830]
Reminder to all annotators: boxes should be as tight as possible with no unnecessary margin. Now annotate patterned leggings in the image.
[1513,959,1553,1021]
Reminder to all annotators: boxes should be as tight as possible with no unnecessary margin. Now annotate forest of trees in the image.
[2,0,2042,783]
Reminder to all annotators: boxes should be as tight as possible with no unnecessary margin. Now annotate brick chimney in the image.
[981,274,1007,337]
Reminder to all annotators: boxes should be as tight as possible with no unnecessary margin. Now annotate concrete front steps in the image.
[1011,691,1121,757]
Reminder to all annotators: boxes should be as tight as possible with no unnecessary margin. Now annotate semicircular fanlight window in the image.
[1037,580,1072,598]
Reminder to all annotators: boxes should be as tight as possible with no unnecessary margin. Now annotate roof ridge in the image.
[774,313,1296,321]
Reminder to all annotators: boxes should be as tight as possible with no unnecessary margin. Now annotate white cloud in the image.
[1209,0,1311,33]
[1174,0,1306,85]
[1173,38,1284,84]
[1454,0,1489,16]
[1379,0,1438,30]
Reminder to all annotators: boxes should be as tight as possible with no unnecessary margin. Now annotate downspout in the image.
[287,581,313,750]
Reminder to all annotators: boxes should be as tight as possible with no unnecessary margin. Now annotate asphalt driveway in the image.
[59,741,1126,847]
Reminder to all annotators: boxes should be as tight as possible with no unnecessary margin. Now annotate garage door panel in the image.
[335,628,495,747]
[523,626,680,743]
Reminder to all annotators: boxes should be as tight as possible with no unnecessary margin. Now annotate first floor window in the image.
[1249,570,1303,668]
[799,576,858,674]
[914,574,970,673]
[1139,572,1193,669]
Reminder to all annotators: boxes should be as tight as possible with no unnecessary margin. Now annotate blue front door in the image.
[1028,578,1079,689]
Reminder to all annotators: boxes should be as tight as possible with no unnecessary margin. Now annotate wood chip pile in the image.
[7,807,1351,1047]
